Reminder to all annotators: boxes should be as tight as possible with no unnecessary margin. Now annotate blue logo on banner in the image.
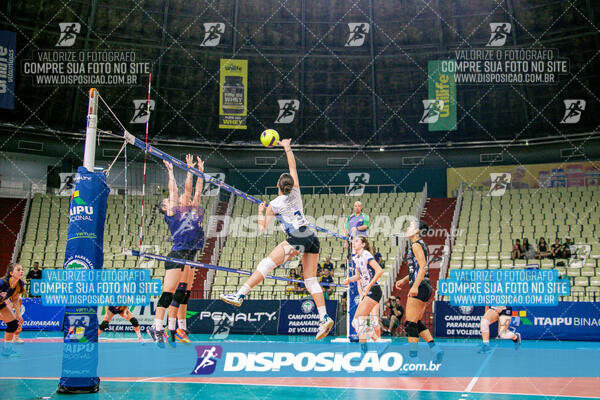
[192,345,223,375]
[0,30,16,110]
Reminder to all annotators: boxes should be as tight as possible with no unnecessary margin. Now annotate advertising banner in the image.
[516,302,600,341]
[59,167,109,390]
[434,301,497,338]
[0,30,16,110]
[219,58,247,129]
[446,161,600,197]
[187,299,279,335]
[0,298,64,331]
[428,60,457,131]
[277,299,338,336]
[435,301,600,341]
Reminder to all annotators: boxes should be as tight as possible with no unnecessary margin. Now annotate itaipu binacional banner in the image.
[219,58,248,130]
[446,160,600,197]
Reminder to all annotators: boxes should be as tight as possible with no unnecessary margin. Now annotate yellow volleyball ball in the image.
[260,129,280,148]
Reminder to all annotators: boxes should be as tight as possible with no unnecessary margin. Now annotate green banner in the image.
[219,59,248,130]
[428,60,457,131]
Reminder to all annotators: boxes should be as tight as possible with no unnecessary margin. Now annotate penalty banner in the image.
[219,58,248,129]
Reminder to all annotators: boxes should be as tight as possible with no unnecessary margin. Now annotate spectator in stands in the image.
[523,238,536,260]
[381,296,404,336]
[551,238,563,259]
[563,237,574,258]
[373,247,385,269]
[26,262,42,281]
[511,239,524,260]
[319,268,335,300]
[295,264,307,295]
[322,256,334,272]
[537,238,550,260]
[286,269,300,294]
[26,262,42,297]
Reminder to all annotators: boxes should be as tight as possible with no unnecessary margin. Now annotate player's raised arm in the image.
[164,160,178,215]
[182,154,195,206]
[280,138,299,188]
[192,156,204,208]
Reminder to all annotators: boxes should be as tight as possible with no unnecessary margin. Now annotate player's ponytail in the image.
[278,173,294,195]
[358,236,374,255]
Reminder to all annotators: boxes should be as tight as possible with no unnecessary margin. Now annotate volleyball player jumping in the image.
[148,155,205,347]
[98,306,142,341]
[220,139,335,340]
[344,236,383,342]
[0,263,25,357]
[479,306,521,353]
[395,222,443,362]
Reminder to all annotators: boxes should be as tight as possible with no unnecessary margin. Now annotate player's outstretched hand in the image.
[196,156,204,172]
[279,138,292,150]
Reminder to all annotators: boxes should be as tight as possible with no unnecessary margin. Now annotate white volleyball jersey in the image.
[269,187,308,235]
[352,250,378,291]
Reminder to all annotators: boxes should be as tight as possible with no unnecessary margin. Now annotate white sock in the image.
[168,317,177,331]
[154,319,163,331]
[178,319,187,331]
[317,306,327,319]
[483,339,489,345]
[237,283,251,297]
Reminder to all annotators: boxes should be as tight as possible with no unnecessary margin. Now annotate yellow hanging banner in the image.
[219,59,248,130]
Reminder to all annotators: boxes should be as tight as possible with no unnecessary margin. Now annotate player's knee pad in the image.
[304,277,322,295]
[257,257,277,278]
[171,289,187,308]
[130,317,139,328]
[5,319,19,333]
[99,320,109,331]
[158,291,174,308]
[354,317,369,336]
[404,321,419,338]
[370,316,380,328]
[416,320,427,333]
[480,318,490,334]
[183,290,191,305]
[499,330,515,339]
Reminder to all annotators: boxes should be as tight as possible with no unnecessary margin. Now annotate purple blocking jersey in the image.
[165,206,205,251]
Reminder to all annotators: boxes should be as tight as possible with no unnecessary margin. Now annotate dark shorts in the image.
[108,306,127,315]
[286,226,320,254]
[165,249,198,271]
[366,284,382,303]
[411,281,433,302]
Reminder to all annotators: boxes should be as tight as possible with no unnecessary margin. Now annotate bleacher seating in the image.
[212,191,418,300]
[449,186,600,301]
[18,193,215,281]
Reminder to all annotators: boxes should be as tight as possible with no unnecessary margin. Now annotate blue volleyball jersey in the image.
[408,239,429,286]
[164,206,205,251]
[0,277,25,304]
[352,250,379,291]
